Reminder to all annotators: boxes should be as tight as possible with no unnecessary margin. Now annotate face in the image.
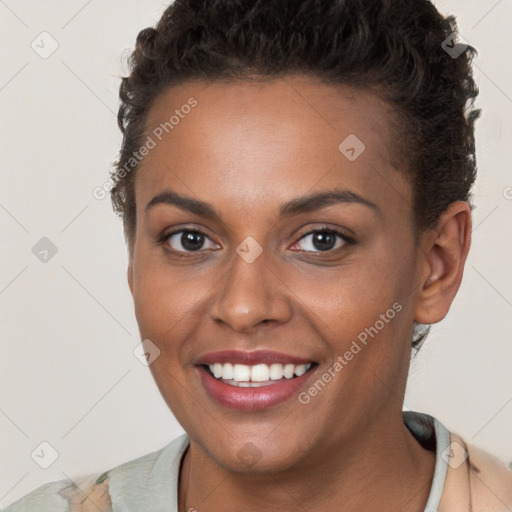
[128,76,423,473]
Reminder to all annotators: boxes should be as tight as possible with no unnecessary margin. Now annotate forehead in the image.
[135,76,411,222]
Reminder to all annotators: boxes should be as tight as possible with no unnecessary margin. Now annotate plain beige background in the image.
[1,0,511,506]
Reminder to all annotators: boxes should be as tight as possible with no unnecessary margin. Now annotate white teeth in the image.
[294,364,307,377]
[208,362,313,382]
[239,381,264,387]
[233,364,251,382]
[213,363,223,379]
[251,364,270,382]
[283,364,295,379]
[269,363,284,380]
[221,363,234,380]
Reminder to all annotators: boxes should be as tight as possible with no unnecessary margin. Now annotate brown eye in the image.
[163,229,219,253]
[292,228,353,253]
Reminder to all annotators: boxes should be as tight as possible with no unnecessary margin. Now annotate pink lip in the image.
[196,350,314,366]
[196,364,317,411]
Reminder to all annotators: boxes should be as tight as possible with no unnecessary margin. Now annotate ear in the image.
[414,201,472,325]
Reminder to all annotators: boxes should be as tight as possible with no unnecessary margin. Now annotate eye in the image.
[161,228,219,253]
[159,226,354,256]
[291,227,354,253]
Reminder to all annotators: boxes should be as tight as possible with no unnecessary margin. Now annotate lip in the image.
[196,360,317,411]
[196,350,314,366]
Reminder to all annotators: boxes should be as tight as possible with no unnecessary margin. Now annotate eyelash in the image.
[158,226,355,257]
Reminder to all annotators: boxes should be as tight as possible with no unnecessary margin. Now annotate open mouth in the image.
[202,362,317,388]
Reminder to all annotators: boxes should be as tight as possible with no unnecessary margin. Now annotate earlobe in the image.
[414,201,472,325]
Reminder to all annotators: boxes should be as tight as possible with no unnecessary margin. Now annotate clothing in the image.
[3,411,511,511]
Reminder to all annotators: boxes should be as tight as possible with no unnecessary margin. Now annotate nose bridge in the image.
[210,244,291,331]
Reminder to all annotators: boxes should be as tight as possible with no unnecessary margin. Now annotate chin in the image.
[199,431,311,475]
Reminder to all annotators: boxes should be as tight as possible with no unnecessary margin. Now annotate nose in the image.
[209,249,293,332]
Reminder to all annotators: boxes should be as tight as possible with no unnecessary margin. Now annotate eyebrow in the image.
[145,188,380,220]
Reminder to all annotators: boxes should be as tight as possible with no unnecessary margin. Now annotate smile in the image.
[195,351,318,410]
[206,362,313,387]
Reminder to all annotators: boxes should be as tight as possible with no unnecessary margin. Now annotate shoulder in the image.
[440,432,512,512]
[1,472,111,512]
[2,435,189,512]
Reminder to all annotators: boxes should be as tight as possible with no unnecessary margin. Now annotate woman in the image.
[4,0,512,510]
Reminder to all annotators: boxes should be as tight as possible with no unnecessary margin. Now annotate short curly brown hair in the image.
[110,0,480,349]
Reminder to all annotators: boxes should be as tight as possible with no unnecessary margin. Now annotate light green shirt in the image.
[2,411,450,511]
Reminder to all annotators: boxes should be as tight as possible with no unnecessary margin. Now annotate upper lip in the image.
[196,350,314,366]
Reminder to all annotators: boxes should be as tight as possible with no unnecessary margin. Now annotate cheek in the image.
[291,256,405,335]
[131,247,201,337]
[293,245,414,369]
[131,261,198,415]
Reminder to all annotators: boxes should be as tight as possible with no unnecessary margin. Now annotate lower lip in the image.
[197,366,316,411]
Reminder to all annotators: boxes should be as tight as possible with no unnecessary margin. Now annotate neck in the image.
[178,414,436,512]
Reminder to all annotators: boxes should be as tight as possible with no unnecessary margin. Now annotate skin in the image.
[126,76,472,512]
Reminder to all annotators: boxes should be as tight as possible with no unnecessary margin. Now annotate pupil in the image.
[313,231,335,251]
[182,231,204,251]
